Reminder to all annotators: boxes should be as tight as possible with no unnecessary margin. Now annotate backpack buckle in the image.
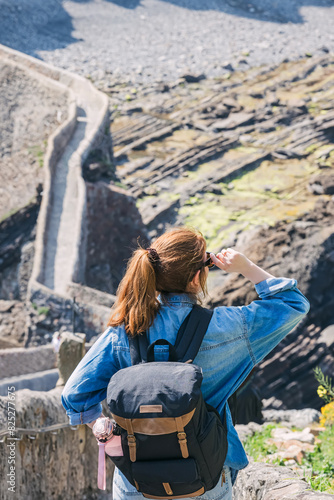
[177,432,187,441]
[177,431,189,458]
[127,434,137,462]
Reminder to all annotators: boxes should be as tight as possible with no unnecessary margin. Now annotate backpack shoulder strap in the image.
[128,304,213,365]
[128,332,149,365]
[174,304,213,363]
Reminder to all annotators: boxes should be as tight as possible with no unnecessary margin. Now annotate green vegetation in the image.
[303,426,334,494]
[243,424,279,462]
[177,157,318,248]
[114,180,128,190]
[37,306,50,316]
[31,303,50,316]
[28,145,44,168]
[0,207,20,223]
[314,366,334,404]
[243,423,334,494]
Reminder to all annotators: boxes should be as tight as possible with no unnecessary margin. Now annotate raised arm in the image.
[210,248,275,284]
[210,248,310,366]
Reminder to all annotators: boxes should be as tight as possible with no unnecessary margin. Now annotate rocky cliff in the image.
[206,197,334,410]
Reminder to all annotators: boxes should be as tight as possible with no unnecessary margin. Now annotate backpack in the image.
[106,304,228,499]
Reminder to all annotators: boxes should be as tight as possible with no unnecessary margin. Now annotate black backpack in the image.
[107,304,228,499]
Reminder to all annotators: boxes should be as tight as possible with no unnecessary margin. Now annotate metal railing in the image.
[0,422,79,442]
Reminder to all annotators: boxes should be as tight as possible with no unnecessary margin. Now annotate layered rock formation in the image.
[109,56,334,247]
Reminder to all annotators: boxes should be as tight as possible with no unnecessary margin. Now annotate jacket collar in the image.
[157,293,197,305]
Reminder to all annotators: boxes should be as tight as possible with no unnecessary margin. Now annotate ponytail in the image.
[108,248,160,336]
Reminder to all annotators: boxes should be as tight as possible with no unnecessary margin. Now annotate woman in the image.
[61,227,310,499]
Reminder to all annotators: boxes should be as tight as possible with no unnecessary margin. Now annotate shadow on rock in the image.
[160,0,330,24]
[104,0,142,7]
[0,0,80,56]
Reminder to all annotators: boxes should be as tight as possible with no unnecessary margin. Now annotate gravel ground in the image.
[0,0,333,83]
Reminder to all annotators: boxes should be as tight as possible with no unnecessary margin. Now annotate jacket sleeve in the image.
[61,327,120,425]
[240,277,310,365]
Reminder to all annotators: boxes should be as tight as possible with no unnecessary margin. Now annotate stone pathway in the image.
[44,111,88,292]
[0,44,110,298]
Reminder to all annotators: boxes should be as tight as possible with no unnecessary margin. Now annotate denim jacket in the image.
[61,277,310,479]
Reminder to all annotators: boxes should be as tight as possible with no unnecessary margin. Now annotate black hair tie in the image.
[147,248,160,269]
[147,247,159,261]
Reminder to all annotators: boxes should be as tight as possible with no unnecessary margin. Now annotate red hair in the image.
[108,227,207,336]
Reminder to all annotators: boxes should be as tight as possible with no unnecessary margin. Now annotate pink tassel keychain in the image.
[98,441,107,490]
[93,417,124,491]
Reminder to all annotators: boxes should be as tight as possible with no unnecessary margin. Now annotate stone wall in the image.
[26,284,111,346]
[0,345,55,379]
[0,387,114,500]
[0,369,58,396]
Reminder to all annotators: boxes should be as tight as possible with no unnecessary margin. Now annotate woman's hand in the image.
[210,248,275,284]
[210,248,250,275]
[86,413,105,429]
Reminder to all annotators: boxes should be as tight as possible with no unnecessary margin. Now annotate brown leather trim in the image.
[162,483,173,495]
[140,405,163,414]
[112,409,195,436]
[175,417,189,458]
[142,487,205,499]
[221,470,226,485]
[127,433,137,462]
[126,420,137,462]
